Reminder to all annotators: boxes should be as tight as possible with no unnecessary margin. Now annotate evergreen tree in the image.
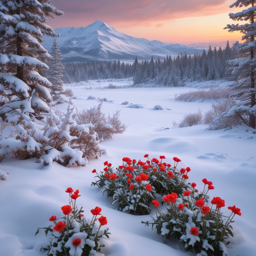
[45,40,65,103]
[0,0,63,121]
[226,0,256,128]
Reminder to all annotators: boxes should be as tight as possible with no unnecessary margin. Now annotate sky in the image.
[49,0,242,46]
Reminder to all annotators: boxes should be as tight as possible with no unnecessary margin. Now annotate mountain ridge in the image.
[42,20,203,62]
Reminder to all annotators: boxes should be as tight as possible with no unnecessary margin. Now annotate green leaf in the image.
[35,227,40,236]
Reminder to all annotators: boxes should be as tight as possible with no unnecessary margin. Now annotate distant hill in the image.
[42,20,203,62]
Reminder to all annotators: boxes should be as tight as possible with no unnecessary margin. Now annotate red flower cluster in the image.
[145,184,152,191]
[144,154,149,158]
[140,173,148,181]
[135,176,142,183]
[129,184,134,190]
[191,182,196,188]
[163,192,178,204]
[173,157,181,162]
[71,189,81,200]
[92,169,96,173]
[178,203,184,210]
[126,166,134,172]
[65,187,73,193]
[152,200,159,207]
[168,171,174,178]
[160,155,166,159]
[91,206,102,215]
[211,197,225,208]
[228,205,241,216]
[195,198,205,208]
[183,190,191,196]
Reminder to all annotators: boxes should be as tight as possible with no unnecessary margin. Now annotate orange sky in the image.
[49,0,242,45]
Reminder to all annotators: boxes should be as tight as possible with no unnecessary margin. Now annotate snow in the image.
[0,78,256,256]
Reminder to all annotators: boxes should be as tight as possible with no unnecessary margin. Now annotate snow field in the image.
[0,79,255,256]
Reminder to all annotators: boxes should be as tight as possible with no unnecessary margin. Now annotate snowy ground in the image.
[0,78,256,256]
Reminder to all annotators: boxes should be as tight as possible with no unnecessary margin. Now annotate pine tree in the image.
[45,40,65,103]
[226,0,256,128]
[0,0,63,121]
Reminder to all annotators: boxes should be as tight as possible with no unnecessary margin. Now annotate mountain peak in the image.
[88,20,112,30]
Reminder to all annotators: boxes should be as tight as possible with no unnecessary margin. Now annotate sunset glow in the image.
[49,0,241,45]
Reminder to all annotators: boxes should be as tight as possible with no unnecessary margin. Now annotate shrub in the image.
[175,88,232,102]
[64,89,74,98]
[204,98,243,130]
[142,177,241,256]
[36,188,110,256]
[179,109,203,127]
[91,155,192,215]
[76,103,126,140]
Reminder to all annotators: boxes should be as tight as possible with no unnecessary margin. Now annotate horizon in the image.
[49,0,240,47]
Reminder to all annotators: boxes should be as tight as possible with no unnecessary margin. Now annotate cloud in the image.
[49,0,230,28]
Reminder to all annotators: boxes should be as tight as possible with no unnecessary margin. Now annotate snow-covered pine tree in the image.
[0,0,63,121]
[226,0,256,128]
[45,40,65,104]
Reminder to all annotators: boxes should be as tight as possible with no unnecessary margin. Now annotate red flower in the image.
[208,185,214,190]
[160,166,166,172]
[211,197,225,208]
[142,165,149,170]
[72,238,81,247]
[71,193,80,200]
[228,205,241,216]
[127,179,131,184]
[126,166,134,172]
[73,189,80,195]
[191,182,197,188]
[119,165,124,169]
[180,168,186,174]
[190,227,199,236]
[135,176,142,183]
[163,193,178,204]
[184,203,188,207]
[151,158,159,164]
[65,187,73,193]
[160,155,166,159]
[108,163,112,167]
[104,161,108,166]
[208,181,213,186]
[202,178,209,184]
[201,206,210,215]
[183,190,191,196]
[195,198,205,208]
[182,174,189,179]
[168,171,174,178]
[79,214,84,218]
[178,203,184,210]
[167,164,171,168]
[173,157,181,162]
[105,173,109,178]
[92,169,96,173]
[104,167,108,171]
[153,168,157,172]
[152,200,159,207]
[109,173,116,180]
[53,221,66,232]
[129,184,134,190]
[145,184,152,191]
[140,173,148,181]
[98,216,107,226]
[91,206,102,215]
[61,205,72,215]
[49,216,56,221]
[116,175,119,179]
[186,167,191,172]
[144,154,149,157]
[146,160,150,164]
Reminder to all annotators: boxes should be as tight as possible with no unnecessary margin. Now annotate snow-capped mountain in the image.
[42,20,203,62]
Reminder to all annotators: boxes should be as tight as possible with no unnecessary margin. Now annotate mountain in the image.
[42,20,203,62]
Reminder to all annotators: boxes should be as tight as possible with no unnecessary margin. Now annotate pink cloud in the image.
[48,0,229,28]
